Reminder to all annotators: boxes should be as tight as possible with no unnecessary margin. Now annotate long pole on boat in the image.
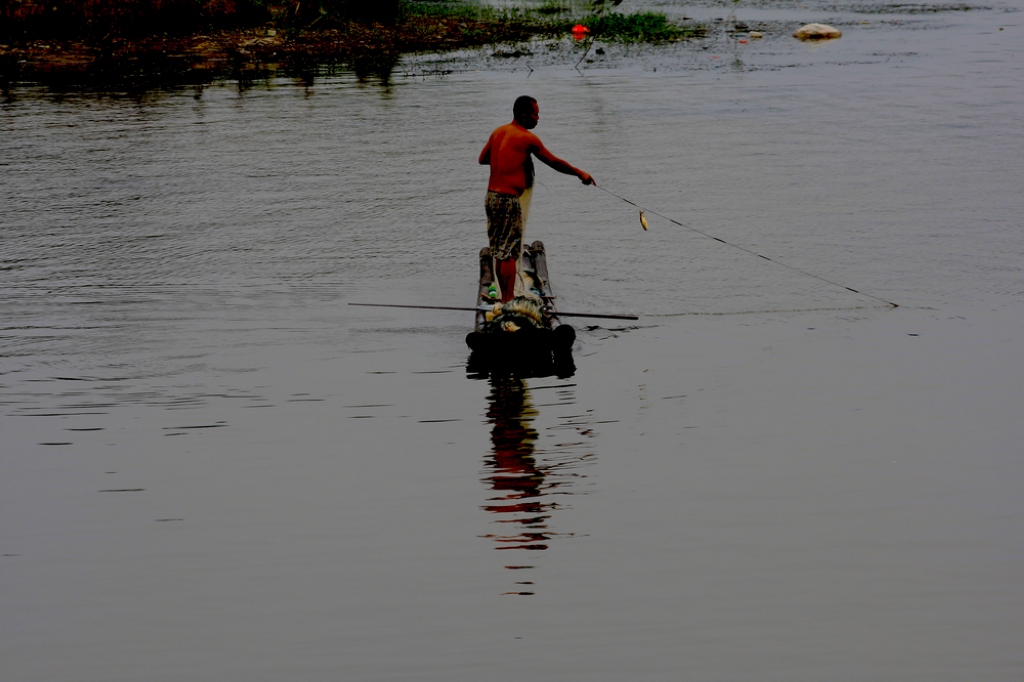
[348,302,638,321]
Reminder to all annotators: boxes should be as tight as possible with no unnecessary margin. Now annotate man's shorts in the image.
[485,190,524,261]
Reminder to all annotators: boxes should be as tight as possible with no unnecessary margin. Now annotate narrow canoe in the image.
[465,240,576,360]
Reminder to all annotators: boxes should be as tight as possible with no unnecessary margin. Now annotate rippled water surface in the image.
[3,2,1023,680]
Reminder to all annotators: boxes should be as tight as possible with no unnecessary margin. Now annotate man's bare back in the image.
[478,98,594,196]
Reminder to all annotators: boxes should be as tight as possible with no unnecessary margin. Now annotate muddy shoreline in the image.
[0,17,557,92]
[0,11,720,93]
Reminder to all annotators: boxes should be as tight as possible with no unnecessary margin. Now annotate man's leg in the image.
[485,191,524,303]
[496,257,518,303]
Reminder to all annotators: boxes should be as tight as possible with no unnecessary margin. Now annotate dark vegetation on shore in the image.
[0,0,706,92]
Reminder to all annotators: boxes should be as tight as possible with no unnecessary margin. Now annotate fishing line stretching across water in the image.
[595,185,899,309]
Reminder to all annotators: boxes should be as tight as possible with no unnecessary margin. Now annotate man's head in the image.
[513,95,539,129]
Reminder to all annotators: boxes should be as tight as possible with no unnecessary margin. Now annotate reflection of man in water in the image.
[483,377,550,552]
[478,96,595,302]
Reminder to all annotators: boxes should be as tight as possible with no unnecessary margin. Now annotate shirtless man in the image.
[479,96,595,303]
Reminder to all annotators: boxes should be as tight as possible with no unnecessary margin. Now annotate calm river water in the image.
[2,1,1023,680]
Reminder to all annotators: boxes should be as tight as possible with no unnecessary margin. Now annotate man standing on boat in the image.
[479,95,595,303]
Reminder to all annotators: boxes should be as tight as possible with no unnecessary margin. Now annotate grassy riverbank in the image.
[0,0,706,91]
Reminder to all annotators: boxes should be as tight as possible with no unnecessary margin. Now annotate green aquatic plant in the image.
[534,1,575,15]
[399,0,699,44]
[583,12,700,41]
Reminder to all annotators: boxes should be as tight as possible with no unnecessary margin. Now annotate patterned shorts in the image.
[485,191,524,261]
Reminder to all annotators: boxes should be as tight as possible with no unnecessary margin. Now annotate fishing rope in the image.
[595,185,899,309]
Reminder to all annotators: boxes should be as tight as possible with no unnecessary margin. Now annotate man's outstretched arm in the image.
[533,142,595,185]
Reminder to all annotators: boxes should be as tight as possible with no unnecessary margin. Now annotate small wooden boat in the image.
[465,241,576,364]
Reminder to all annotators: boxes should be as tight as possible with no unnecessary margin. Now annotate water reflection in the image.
[0,52,398,98]
[482,377,547,556]
[351,52,399,87]
[479,374,595,596]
